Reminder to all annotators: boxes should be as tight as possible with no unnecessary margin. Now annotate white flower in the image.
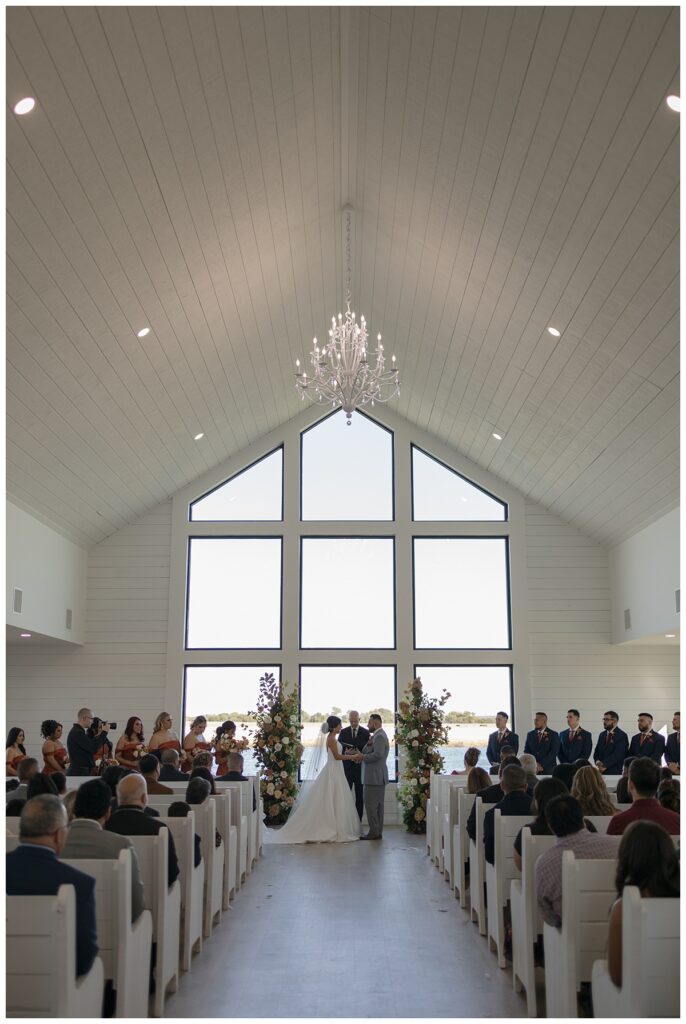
[282,737,290,745]
[412,739,419,747]
[275,743,282,751]
[266,783,275,795]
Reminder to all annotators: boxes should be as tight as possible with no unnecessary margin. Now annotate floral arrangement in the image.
[214,733,251,755]
[131,744,149,760]
[395,678,450,834]
[251,673,304,826]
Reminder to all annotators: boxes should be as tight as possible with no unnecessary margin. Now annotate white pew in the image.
[442,784,462,885]
[221,782,250,887]
[127,834,181,1017]
[210,791,238,907]
[438,777,466,875]
[7,884,105,1018]
[62,849,152,1018]
[190,800,223,937]
[591,885,680,1017]
[585,814,614,834]
[543,848,620,1017]
[252,776,263,859]
[452,790,476,907]
[6,834,19,851]
[157,814,204,971]
[468,798,488,935]
[486,811,532,968]
[511,828,556,1016]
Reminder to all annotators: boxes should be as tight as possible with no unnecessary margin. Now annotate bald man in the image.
[106,774,179,886]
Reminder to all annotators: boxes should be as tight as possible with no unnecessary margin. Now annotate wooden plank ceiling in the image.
[6,6,679,548]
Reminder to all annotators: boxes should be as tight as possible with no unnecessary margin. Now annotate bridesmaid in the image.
[213,720,236,778]
[115,716,146,770]
[6,727,27,776]
[149,711,182,764]
[41,721,69,775]
[183,716,212,769]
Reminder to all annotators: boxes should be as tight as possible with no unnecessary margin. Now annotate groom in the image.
[353,714,389,840]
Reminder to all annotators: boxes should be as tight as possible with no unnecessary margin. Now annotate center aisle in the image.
[165,827,528,1018]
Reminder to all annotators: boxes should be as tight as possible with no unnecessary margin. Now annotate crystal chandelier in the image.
[294,207,400,424]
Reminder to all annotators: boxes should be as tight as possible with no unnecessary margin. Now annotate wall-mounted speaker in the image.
[65,608,73,630]
[624,608,631,630]
[13,588,23,614]
[676,590,680,614]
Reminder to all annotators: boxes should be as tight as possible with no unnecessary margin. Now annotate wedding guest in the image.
[524,712,560,774]
[551,763,575,790]
[6,779,19,794]
[6,795,98,977]
[192,750,213,771]
[6,727,27,776]
[213,720,236,777]
[557,709,593,764]
[140,754,174,794]
[657,778,680,814]
[101,764,126,805]
[168,801,202,867]
[61,779,145,922]
[664,711,680,774]
[27,773,59,799]
[183,716,212,769]
[483,764,532,864]
[190,766,217,795]
[7,799,24,818]
[570,766,616,817]
[451,747,481,776]
[467,767,491,795]
[607,820,680,986]
[572,758,592,774]
[607,757,680,836]
[66,709,110,776]
[628,713,666,765]
[535,794,620,927]
[593,710,629,776]
[40,720,69,775]
[115,717,146,771]
[107,774,179,886]
[159,748,190,782]
[466,755,520,841]
[51,771,67,797]
[87,717,114,774]
[486,711,519,775]
[149,712,183,766]
[63,789,78,821]
[615,757,636,804]
[186,777,222,849]
[222,753,257,810]
[6,757,39,802]
[518,753,538,794]
[513,777,567,871]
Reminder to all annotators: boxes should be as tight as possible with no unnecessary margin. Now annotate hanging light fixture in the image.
[295,206,400,424]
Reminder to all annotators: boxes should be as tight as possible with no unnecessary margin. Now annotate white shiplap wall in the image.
[6,503,172,748]
[526,502,679,734]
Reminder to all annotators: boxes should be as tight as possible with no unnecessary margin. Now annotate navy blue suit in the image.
[486,729,520,773]
[628,731,666,765]
[558,727,593,764]
[593,728,629,775]
[665,732,680,768]
[523,728,560,774]
[6,844,98,976]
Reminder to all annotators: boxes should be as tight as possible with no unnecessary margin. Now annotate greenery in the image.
[251,673,304,826]
[443,711,495,725]
[395,678,450,834]
[300,707,395,723]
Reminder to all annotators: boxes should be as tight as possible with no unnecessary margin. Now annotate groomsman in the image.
[593,711,629,775]
[557,709,593,764]
[665,712,680,774]
[338,710,369,819]
[486,711,519,775]
[628,712,666,765]
[523,712,560,774]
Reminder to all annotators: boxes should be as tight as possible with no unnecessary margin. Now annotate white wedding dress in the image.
[267,740,361,844]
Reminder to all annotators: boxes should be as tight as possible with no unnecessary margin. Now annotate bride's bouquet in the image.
[395,678,450,834]
[251,673,304,826]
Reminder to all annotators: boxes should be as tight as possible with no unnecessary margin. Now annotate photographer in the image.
[66,708,112,776]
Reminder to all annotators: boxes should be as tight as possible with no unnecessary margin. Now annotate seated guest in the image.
[107,774,179,887]
[6,727,27,776]
[664,711,679,774]
[101,764,126,801]
[140,754,174,794]
[535,794,620,927]
[572,758,592,774]
[657,778,680,814]
[451,747,481,776]
[186,777,222,848]
[628,713,666,765]
[159,748,190,782]
[518,753,538,794]
[222,753,257,810]
[191,750,214,771]
[660,766,674,782]
[6,794,98,977]
[190,766,217,795]
[168,800,202,867]
[66,708,111,776]
[61,779,144,922]
[615,757,636,804]
[41,720,69,775]
[594,710,629,776]
[558,709,593,764]
[483,764,532,865]
[63,789,78,821]
[570,765,616,816]
[513,777,567,871]
[466,755,521,841]
[467,767,491,795]
[607,757,680,836]
[524,712,560,774]
[27,774,59,800]
[607,820,680,986]
[51,771,67,796]
[551,763,575,790]
[486,711,519,775]
[6,758,39,802]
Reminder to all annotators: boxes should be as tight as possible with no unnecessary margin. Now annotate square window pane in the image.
[184,665,280,775]
[413,538,510,648]
[186,538,282,648]
[301,538,395,648]
[300,665,396,780]
[415,666,512,773]
[301,411,393,520]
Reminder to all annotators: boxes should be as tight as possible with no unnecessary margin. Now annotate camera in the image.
[95,719,116,731]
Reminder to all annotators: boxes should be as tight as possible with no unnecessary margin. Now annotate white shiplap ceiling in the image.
[7,6,679,548]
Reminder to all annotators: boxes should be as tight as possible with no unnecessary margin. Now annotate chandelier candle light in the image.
[294,207,400,424]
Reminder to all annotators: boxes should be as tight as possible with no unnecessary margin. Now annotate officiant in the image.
[339,710,369,819]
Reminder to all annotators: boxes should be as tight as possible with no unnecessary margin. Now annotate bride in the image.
[268,715,362,844]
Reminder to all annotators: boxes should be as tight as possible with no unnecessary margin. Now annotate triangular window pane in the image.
[301,410,393,520]
[190,448,283,521]
[412,446,506,521]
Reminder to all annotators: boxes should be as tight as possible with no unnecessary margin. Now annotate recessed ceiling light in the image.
[666,95,680,112]
[136,327,150,338]
[547,326,561,337]
[194,432,204,441]
[20,632,32,638]
[665,633,676,638]
[492,432,503,441]
[14,97,35,115]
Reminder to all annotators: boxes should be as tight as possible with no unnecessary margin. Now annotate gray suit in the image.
[61,817,145,922]
[361,728,389,837]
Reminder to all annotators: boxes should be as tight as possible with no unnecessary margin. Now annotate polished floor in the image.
[165,827,529,1018]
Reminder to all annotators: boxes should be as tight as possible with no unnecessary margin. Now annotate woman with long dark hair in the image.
[213,720,236,778]
[40,721,69,775]
[115,717,146,771]
[513,777,567,871]
[6,727,27,776]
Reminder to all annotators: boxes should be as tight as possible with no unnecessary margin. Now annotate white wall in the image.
[609,507,680,644]
[6,502,88,644]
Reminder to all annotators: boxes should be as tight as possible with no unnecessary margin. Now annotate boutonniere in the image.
[540,730,549,740]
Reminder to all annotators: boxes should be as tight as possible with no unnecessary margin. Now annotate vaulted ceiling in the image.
[7,6,679,549]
